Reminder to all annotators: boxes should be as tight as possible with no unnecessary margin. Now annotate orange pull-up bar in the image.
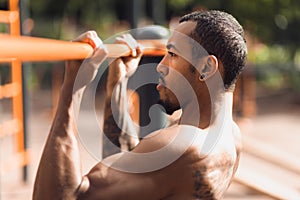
[0,34,167,62]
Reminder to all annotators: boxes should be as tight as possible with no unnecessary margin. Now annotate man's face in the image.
[156,21,198,115]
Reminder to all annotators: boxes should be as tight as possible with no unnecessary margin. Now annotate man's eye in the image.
[168,51,176,57]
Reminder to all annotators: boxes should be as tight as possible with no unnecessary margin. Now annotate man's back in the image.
[83,123,240,200]
[155,123,239,199]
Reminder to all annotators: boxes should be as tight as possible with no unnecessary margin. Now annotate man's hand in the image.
[64,31,108,91]
[107,34,142,93]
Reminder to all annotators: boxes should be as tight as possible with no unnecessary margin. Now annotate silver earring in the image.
[200,74,206,80]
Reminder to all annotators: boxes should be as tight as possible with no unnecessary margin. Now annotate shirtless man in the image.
[33,10,247,199]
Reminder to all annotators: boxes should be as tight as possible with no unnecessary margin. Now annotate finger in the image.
[115,34,139,57]
[115,37,136,57]
[72,31,97,43]
[72,30,102,49]
[124,34,140,57]
[135,44,143,58]
[93,36,103,49]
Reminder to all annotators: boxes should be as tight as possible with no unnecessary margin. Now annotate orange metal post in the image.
[9,0,19,10]
[9,0,20,35]
[11,60,24,153]
[8,0,25,158]
[0,0,29,179]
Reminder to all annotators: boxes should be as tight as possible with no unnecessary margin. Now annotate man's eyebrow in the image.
[166,43,181,53]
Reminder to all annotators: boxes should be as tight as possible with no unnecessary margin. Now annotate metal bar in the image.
[9,0,19,11]
[0,119,21,138]
[0,150,31,176]
[0,35,167,62]
[19,0,30,182]
[0,10,19,24]
[9,0,28,183]
[0,82,21,99]
[11,60,25,158]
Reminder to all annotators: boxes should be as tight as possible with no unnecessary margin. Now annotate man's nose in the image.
[156,56,169,76]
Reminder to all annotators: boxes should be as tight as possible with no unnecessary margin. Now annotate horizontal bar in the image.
[0,82,21,99]
[0,10,19,23]
[1,150,31,176]
[0,34,167,62]
[0,119,20,138]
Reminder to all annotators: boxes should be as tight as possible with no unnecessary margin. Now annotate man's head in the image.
[156,10,247,115]
[179,10,247,90]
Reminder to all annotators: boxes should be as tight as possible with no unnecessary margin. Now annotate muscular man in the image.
[33,10,247,199]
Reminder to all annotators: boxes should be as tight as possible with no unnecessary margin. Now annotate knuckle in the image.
[86,30,96,38]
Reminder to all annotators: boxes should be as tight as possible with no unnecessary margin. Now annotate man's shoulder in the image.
[133,125,209,164]
[141,125,206,147]
[146,124,207,137]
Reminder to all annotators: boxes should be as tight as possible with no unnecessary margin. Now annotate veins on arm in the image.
[103,97,123,148]
[103,71,139,156]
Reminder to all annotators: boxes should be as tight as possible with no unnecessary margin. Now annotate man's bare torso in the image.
[99,123,240,200]
[157,123,240,200]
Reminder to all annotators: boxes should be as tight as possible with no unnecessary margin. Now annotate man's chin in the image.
[157,99,180,115]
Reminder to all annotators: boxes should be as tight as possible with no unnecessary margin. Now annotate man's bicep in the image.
[79,163,162,200]
[78,129,174,199]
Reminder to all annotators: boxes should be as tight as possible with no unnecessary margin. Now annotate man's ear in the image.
[198,55,218,81]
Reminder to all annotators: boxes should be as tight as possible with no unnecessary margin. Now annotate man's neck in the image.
[180,91,233,129]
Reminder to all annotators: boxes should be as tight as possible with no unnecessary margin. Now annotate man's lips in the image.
[157,75,166,90]
[156,83,163,90]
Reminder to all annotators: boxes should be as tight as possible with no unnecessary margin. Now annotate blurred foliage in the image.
[4,0,298,91]
[165,0,300,92]
[26,0,300,56]
[166,0,300,58]
[29,0,118,39]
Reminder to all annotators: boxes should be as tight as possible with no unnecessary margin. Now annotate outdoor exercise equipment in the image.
[0,0,29,184]
[0,34,167,62]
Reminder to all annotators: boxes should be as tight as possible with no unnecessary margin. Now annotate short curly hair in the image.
[179,10,247,90]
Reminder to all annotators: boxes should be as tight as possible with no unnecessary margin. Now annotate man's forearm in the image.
[104,96,123,147]
[33,83,83,199]
[103,76,130,156]
[103,66,139,156]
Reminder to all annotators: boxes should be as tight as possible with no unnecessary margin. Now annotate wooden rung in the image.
[234,168,300,200]
[0,82,21,99]
[0,119,21,138]
[0,150,30,176]
[0,10,19,23]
